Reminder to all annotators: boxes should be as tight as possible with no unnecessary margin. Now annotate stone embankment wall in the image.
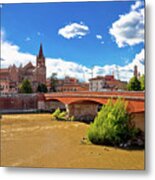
[132,112,145,132]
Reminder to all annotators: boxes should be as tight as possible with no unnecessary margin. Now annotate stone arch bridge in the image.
[43,91,144,123]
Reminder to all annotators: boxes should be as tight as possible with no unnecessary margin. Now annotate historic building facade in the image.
[89,75,127,92]
[46,76,89,92]
[0,44,46,94]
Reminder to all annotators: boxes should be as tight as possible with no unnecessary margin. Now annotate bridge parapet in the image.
[44,91,144,113]
[45,91,144,97]
[45,91,144,101]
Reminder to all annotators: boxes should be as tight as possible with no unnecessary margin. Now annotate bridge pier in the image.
[67,102,99,122]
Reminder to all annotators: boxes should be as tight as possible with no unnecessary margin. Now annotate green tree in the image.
[140,74,145,91]
[50,73,58,92]
[37,83,48,93]
[127,76,141,91]
[19,79,33,93]
[87,98,138,146]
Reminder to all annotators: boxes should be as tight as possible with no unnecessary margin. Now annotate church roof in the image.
[23,62,35,70]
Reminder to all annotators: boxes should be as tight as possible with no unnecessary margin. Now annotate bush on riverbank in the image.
[51,108,75,121]
[52,108,66,120]
[87,98,141,147]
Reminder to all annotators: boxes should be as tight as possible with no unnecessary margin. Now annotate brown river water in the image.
[1,114,144,170]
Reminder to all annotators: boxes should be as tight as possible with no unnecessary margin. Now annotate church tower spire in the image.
[36,43,45,67]
[36,43,46,86]
[38,43,44,58]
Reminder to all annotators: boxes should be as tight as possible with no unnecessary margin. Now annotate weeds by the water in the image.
[51,108,75,121]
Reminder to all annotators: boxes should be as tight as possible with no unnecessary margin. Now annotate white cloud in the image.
[0,29,5,41]
[58,22,89,39]
[1,40,35,67]
[109,1,144,48]
[78,36,82,39]
[124,48,144,74]
[25,37,31,41]
[131,0,144,11]
[88,49,144,82]
[96,34,102,40]
[46,58,91,81]
[1,30,144,82]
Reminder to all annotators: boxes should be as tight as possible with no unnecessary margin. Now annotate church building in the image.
[0,44,46,94]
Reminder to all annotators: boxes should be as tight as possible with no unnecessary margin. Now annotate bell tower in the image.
[36,43,46,85]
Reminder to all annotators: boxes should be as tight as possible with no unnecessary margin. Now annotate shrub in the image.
[140,74,145,91]
[52,108,61,119]
[19,79,33,93]
[69,116,75,121]
[51,108,67,120]
[87,98,138,146]
[127,76,141,91]
[37,83,48,93]
[58,111,67,120]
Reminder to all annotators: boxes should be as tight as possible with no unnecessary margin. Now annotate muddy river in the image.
[1,114,144,170]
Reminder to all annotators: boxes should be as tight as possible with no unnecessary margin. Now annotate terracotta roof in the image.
[89,76,105,81]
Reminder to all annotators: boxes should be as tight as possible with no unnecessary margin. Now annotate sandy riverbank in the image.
[1,114,144,170]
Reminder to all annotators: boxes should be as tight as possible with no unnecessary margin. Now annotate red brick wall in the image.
[0,94,38,111]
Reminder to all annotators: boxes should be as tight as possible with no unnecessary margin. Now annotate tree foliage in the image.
[140,74,145,91]
[50,73,58,92]
[87,98,138,146]
[19,79,33,93]
[37,83,48,93]
[127,76,141,91]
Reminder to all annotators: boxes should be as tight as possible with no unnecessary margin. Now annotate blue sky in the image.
[0,0,145,81]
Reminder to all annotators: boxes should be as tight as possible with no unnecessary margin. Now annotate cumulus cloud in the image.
[109,0,144,48]
[46,58,91,81]
[1,30,144,82]
[0,30,91,81]
[96,34,102,40]
[131,0,144,11]
[89,48,144,82]
[1,40,35,67]
[58,22,89,39]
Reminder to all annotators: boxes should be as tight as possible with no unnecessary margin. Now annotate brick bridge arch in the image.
[46,97,107,105]
[44,91,144,113]
[43,91,144,129]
